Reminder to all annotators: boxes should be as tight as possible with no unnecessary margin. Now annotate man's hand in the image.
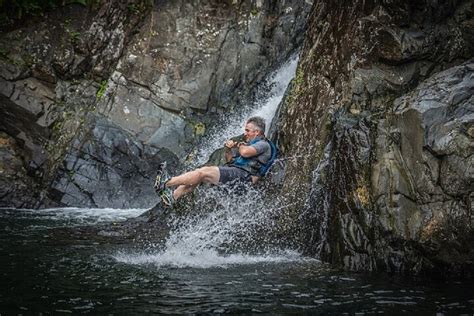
[224,140,238,148]
[224,139,247,148]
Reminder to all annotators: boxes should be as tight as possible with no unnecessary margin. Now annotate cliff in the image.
[273,0,473,276]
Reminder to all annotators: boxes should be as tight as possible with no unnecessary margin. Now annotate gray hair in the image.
[246,116,266,134]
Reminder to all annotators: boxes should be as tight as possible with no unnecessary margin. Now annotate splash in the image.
[113,249,305,269]
[114,54,303,268]
[114,185,313,268]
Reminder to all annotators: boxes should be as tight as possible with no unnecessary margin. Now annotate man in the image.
[155,116,272,206]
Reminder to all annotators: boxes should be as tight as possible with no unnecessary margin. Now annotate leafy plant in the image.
[96,79,108,100]
[250,8,259,16]
[68,30,80,43]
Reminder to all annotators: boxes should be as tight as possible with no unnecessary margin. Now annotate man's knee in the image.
[196,166,219,184]
[194,167,208,180]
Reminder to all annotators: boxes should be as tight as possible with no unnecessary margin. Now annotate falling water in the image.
[192,54,299,167]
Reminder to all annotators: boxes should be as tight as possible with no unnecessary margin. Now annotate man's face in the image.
[244,123,259,142]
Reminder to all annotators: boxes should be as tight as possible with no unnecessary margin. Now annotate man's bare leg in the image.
[166,166,220,188]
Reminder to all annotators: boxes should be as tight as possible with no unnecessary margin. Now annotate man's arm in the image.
[238,143,258,157]
[240,140,271,158]
[224,148,234,162]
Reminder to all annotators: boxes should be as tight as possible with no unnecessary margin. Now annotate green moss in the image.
[250,8,259,16]
[194,122,206,137]
[68,30,81,43]
[96,79,108,100]
[0,48,33,68]
[51,121,63,135]
[63,18,71,27]
[286,67,305,107]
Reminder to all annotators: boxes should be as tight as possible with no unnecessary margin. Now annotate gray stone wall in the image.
[0,0,311,208]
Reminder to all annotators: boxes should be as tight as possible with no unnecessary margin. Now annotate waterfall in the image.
[114,55,312,268]
[192,54,299,167]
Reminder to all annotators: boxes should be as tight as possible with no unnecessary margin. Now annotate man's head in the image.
[244,116,266,141]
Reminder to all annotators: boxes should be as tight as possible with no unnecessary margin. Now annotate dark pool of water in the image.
[1,208,473,315]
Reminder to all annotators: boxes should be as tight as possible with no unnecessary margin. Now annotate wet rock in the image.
[0,132,46,208]
[276,0,474,276]
[119,0,309,114]
[50,116,179,209]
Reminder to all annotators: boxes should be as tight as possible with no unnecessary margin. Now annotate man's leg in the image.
[173,184,198,200]
[166,166,220,189]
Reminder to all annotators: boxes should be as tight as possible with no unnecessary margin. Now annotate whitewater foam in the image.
[0,207,146,225]
[113,249,310,269]
[113,185,315,269]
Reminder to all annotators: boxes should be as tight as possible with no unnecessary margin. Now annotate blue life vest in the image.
[231,137,278,177]
[259,139,278,176]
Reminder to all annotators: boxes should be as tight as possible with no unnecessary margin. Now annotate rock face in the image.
[274,0,473,275]
[0,0,311,208]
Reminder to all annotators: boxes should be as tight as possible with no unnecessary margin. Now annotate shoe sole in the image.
[154,171,163,191]
[159,191,173,207]
[154,162,168,192]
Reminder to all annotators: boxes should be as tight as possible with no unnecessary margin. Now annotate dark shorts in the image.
[218,166,251,184]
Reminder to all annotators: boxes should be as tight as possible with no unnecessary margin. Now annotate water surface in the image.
[1,208,472,314]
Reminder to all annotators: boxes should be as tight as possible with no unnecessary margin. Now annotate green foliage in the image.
[51,120,63,135]
[194,122,206,137]
[67,169,75,178]
[68,30,80,43]
[96,79,108,100]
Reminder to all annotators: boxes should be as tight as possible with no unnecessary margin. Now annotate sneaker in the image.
[159,188,174,207]
[154,162,171,192]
